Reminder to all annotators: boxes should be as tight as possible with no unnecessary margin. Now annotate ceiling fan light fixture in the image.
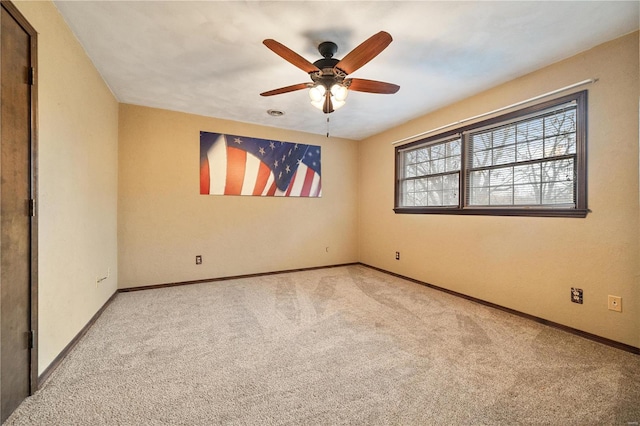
[309,83,348,111]
[310,99,325,110]
[330,84,348,102]
[331,98,346,110]
[309,84,326,102]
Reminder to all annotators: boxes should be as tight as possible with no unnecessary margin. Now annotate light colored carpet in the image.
[5,265,640,425]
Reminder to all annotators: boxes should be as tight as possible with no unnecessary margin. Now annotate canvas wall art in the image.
[200,132,322,197]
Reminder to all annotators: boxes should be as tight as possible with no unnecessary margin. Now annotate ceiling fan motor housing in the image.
[311,41,346,89]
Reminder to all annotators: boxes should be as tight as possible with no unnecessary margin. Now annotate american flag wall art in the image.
[200,132,322,197]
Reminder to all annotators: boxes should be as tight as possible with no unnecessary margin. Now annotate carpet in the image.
[5,265,640,424]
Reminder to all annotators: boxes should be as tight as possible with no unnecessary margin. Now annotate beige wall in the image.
[118,104,358,288]
[358,32,640,347]
[15,1,119,374]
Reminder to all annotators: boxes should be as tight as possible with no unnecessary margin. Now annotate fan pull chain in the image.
[326,116,330,138]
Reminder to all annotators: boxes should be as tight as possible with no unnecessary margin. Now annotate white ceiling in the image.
[53,1,639,141]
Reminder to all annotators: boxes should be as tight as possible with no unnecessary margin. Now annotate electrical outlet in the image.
[571,287,583,304]
[195,255,202,265]
[608,295,622,312]
[395,251,400,260]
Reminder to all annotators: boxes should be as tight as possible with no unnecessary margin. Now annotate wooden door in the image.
[0,2,37,422]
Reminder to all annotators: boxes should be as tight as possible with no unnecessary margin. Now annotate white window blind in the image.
[467,102,577,207]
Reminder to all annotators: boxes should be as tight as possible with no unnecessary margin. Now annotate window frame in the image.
[394,91,588,218]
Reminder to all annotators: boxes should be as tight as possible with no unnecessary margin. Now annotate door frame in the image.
[0,0,38,394]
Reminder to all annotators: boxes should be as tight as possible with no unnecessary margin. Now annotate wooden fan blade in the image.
[323,93,334,114]
[260,83,310,97]
[347,78,400,94]
[263,39,320,74]
[335,31,392,75]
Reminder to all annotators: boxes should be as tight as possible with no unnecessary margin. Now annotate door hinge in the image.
[28,330,36,349]
[28,67,35,85]
[28,199,36,217]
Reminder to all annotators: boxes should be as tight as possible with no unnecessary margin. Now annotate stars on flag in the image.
[221,134,321,191]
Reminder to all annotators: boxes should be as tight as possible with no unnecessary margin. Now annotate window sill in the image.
[393,207,590,218]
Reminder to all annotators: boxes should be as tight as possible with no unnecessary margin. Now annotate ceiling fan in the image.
[260,31,400,114]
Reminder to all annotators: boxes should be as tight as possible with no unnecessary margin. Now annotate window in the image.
[395,91,588,217]
[400,137,461,207]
